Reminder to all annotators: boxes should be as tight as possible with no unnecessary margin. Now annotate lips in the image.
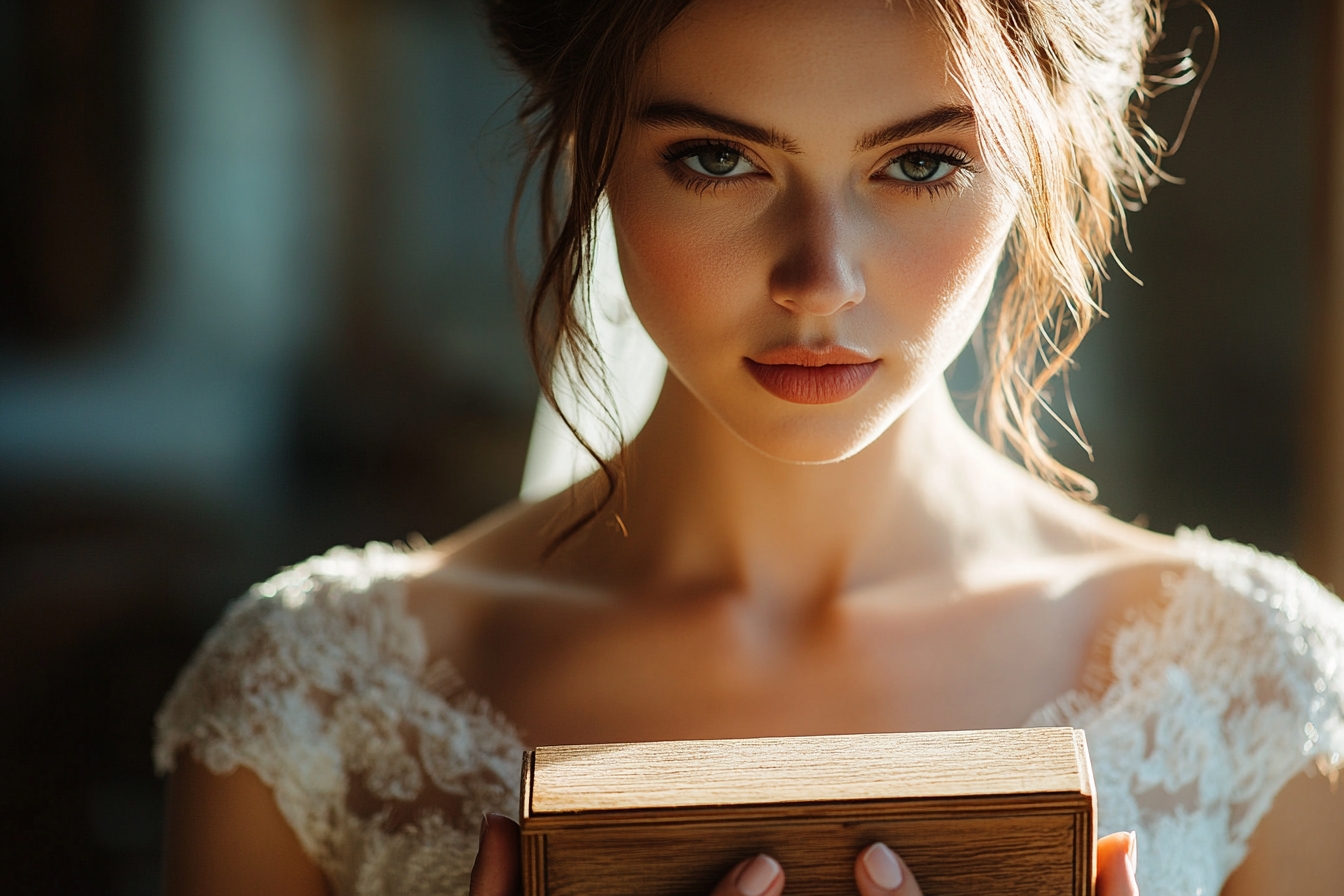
[744,345,879,405]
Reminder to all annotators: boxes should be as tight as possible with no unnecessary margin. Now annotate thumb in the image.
[469,813,521,896]
[1096,831,1140,896]
[855,843,924,896]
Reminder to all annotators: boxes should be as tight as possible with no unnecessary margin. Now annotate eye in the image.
[681,145,758,178]
[883,151,960,184]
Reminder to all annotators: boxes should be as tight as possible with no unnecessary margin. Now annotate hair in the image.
[487,0,1210,542]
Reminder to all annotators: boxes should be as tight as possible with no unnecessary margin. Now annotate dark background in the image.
[0,0,1324,892]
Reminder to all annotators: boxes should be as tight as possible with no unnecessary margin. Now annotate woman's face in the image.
[606,0,1018,463]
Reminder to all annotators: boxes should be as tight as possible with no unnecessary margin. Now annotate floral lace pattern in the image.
[154,544,524,896]
[1028,530,1344,896]
[155,530,1344,896]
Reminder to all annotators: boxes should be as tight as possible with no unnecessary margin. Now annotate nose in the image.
[769,195,866,316]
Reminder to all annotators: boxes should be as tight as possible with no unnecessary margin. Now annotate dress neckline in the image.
[374,528,1237,749]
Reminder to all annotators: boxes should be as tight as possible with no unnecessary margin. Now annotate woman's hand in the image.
[1095,831,1141,896]
[470,814,522,896]
[467,815,787,896]
[466,814,1139,896]
[707,854,785,896]
[846,831,1140,896]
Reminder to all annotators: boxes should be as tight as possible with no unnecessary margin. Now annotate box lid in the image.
[527,727,1092,815]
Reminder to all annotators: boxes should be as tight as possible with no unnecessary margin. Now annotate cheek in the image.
[870,192,1014,358]
[607,178,771,357]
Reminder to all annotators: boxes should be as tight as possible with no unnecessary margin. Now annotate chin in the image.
[721,406,901,465]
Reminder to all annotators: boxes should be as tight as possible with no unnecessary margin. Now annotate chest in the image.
[458,584,1106,746]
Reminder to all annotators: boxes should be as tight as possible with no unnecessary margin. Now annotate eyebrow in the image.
[854,104,977,152]
[638,101,801,153]
[636,101,977,156]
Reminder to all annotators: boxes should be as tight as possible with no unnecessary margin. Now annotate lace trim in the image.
[155,531,1344,896]
[153,543,524,896]
[1026,528,1344,896]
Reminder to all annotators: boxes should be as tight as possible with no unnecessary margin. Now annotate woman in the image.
[154,1,1344,894]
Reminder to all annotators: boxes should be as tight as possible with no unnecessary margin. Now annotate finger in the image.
[1096,831,1139,896]
[707,854,785,896]
[855,843,924,896]
[469,813,522,896]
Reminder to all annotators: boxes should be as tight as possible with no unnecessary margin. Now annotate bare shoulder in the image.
[1005,487,1203,689]
[428,478,611,576]
[1022,481,1187,596]
[164,752,330,896]
[1221,771,1344,896]
[403,490,619,708]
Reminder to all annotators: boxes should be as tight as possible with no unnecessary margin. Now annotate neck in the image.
[574,374,1042,606]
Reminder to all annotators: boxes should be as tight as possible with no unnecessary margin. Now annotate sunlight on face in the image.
[605,0,1019,463]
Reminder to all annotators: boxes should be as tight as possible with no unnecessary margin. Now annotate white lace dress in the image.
[154,529,1344,896]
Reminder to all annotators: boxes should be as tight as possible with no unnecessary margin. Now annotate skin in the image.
[163,0,1344,893]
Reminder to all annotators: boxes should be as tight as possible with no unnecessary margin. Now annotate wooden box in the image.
[520,727,1095,896]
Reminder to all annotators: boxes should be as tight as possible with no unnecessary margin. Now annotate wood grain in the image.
[543,810,1084,896]
[521,728,1096,896]
[530,728,1088,813]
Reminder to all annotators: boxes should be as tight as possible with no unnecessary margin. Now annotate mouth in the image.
[744,345,880,405]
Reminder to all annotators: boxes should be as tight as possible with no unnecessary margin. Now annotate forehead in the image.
[644,0,963,141]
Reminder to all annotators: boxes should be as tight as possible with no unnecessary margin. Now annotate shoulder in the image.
[1150,531,1344,894]
[1046,519,1344,715]
[1220,767,1344,896]
[1038,527,1344,894]
[154,542,450,874]
[154,539,524,865]
[1147,528,1344,734]
[155,540,526,882]
[153,542,438,776]
[1058,527,1344,763]
[409,494,622,666]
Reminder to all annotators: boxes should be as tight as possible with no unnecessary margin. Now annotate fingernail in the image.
[862,843,905,891]
[478,812,489,848]
[735,854,781,896]
[1126,831,1138,876]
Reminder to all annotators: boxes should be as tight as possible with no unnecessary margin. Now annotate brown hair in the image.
[487,0,1206,539]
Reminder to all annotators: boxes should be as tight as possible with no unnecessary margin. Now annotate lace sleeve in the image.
[1176,534,1344,811]
[1030,529,1344,896]
[153,544,524,896]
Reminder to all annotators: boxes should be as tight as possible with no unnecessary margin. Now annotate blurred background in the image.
[0,0,1334,892]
